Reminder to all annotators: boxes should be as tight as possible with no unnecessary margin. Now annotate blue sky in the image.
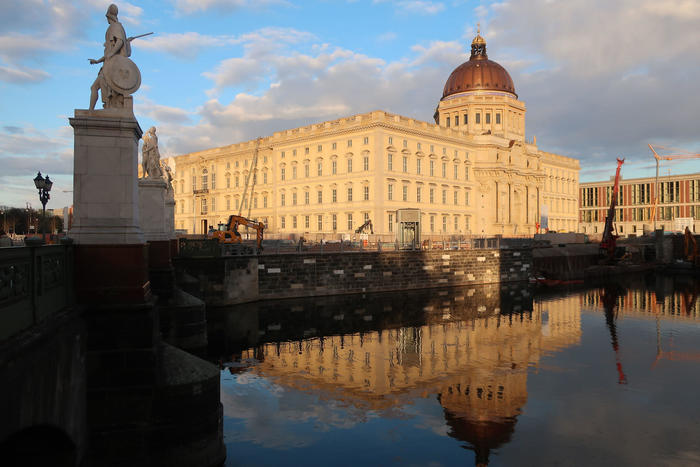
[2,0,700,209]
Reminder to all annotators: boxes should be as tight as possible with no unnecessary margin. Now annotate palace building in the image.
[172,33,580,237]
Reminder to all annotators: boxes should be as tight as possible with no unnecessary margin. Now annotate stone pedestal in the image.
[69,109,144,245]
[139,178,169,242]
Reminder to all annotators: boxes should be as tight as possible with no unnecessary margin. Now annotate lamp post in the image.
[33,172,53,243]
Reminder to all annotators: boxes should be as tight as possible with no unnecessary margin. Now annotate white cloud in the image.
[137,32,236,60]
[0,64,51,84]
[374,0,445,15]
[172,0,291,15]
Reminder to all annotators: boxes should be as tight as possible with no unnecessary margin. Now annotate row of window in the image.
[280,137,370,159]
[445,111,502,128]
[582,180,700,208]
[277,213,472,233]
[278,186,471,206]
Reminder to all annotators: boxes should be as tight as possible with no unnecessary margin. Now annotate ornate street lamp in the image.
[33,172,53,242]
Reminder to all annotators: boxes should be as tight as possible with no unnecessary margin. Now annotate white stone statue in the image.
[88,4,145,110]
[162,162,174,192]
[142,127,163,178]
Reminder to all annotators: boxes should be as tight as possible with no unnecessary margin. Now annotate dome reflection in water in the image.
[210,275,700,466]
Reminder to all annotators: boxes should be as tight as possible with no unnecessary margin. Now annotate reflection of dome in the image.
[441,407,516,466]
[442,33,516,99]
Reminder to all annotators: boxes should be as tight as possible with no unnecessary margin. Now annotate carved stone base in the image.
[69,109,144,245]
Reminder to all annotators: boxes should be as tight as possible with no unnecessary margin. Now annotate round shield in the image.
[103,55,141,95]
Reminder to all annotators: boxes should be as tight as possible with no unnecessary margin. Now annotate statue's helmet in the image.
[106,4,118,21]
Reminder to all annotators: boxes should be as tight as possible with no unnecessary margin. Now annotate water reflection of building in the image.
[239,293,581,464]
[581,287,700,319]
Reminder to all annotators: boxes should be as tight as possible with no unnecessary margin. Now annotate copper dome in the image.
[442,34,516,99]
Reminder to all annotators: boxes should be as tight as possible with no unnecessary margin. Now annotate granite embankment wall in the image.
[175,248,532,305]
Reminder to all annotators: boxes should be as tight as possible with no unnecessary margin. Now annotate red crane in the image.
[648,144,700,230]
[600,158,624,261]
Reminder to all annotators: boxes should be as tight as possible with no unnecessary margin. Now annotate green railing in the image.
[0,242,74,341]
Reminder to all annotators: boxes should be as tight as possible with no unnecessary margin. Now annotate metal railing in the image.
[0,242,74,342]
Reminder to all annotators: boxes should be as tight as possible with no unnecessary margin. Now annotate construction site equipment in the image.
[600,158,624,261]
[600,285,628,384]
[648,144,700,230]
[209,214,265,254]
[354,219,374,235]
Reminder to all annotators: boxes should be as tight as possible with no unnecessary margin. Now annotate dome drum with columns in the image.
[172,29,580,237]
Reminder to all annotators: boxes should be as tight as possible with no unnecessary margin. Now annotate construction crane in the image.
[648,144,700,230]
[600,284,628,384]
[600,158,624,262]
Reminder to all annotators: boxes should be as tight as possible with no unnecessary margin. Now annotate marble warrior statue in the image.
[142,126,163,178]
[88,4,151,110]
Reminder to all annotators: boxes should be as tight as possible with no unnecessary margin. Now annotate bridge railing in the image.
[0,242,74,342]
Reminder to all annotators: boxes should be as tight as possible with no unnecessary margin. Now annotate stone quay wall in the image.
[175,248,532,305]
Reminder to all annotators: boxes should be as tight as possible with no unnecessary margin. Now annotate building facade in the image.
[172,34,580,237]
[579,172,700,236]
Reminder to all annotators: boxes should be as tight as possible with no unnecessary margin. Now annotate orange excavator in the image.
[210,214,265,254]
[600,158,624,262]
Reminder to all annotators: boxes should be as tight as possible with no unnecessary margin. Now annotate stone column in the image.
[69,108,150,303]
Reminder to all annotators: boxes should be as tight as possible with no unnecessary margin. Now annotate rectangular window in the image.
[403,185,408,201]
[236,175,240,187]
[211,173,216,189]
[253,197,257,208]
[293,216,297,229]
[332,160,337,174]
[417,159,422,175]
[455,115,459,126]
[430,160,435,177]
[292,192,297,205]
[347,139,352,147]
[332,214,337,230]
[305,215,310,229]
[305,147,309,155]
[364,156,369,171]
[454,191,458,204]
[202,175,208,190]
[417,187,422,203]
[430,215,435,232]
[281,216,285,229]
[388,137,393,145]
[430,188,435,203]
[403,156,408,173]
[318,145,322,152]
[226,198,231,210]
[387,153,394,171]
[454,165,458,179]
[332,189,337,203]
[364,186,369,201]
[304,164,309,178]
[465,166,469,181]
[430,145,434,153]
[211,197,216,212]
[485,113,491,124]
[317,215,323,231]
[318,190,323,203]
[454,216,458,231]
[192,176,196,191]
[281,193,285,206]
[263,172,267,184]
[442,190,447,204]
[304,192,309,205]
[388,184,393,201]
[332,142,337,150]
[496,113,501,124]
[403,139,408,148]
[417,143,421,150]
[347,187,353,202]
[475,113,481,124]
[442,162,446,178]
[363,137,369,144]
[389,213,393,232]
[292,166,297,179]
[446,116,450,127]
[201,198,207,214]
[442,216,447,232]
[464,113,468,125]
[347,213,353,230]
[347,158,352,173]
[317,162,322,176]
[263,196,267,208]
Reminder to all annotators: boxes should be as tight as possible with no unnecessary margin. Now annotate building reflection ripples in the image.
[209,275,700,465]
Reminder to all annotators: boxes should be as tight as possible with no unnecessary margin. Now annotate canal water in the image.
[208,274,700,466]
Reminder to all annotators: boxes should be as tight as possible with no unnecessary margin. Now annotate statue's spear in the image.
[127,32,153,42]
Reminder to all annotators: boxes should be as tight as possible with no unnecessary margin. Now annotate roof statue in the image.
[142,127,163,179]
[88,4,151,110]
